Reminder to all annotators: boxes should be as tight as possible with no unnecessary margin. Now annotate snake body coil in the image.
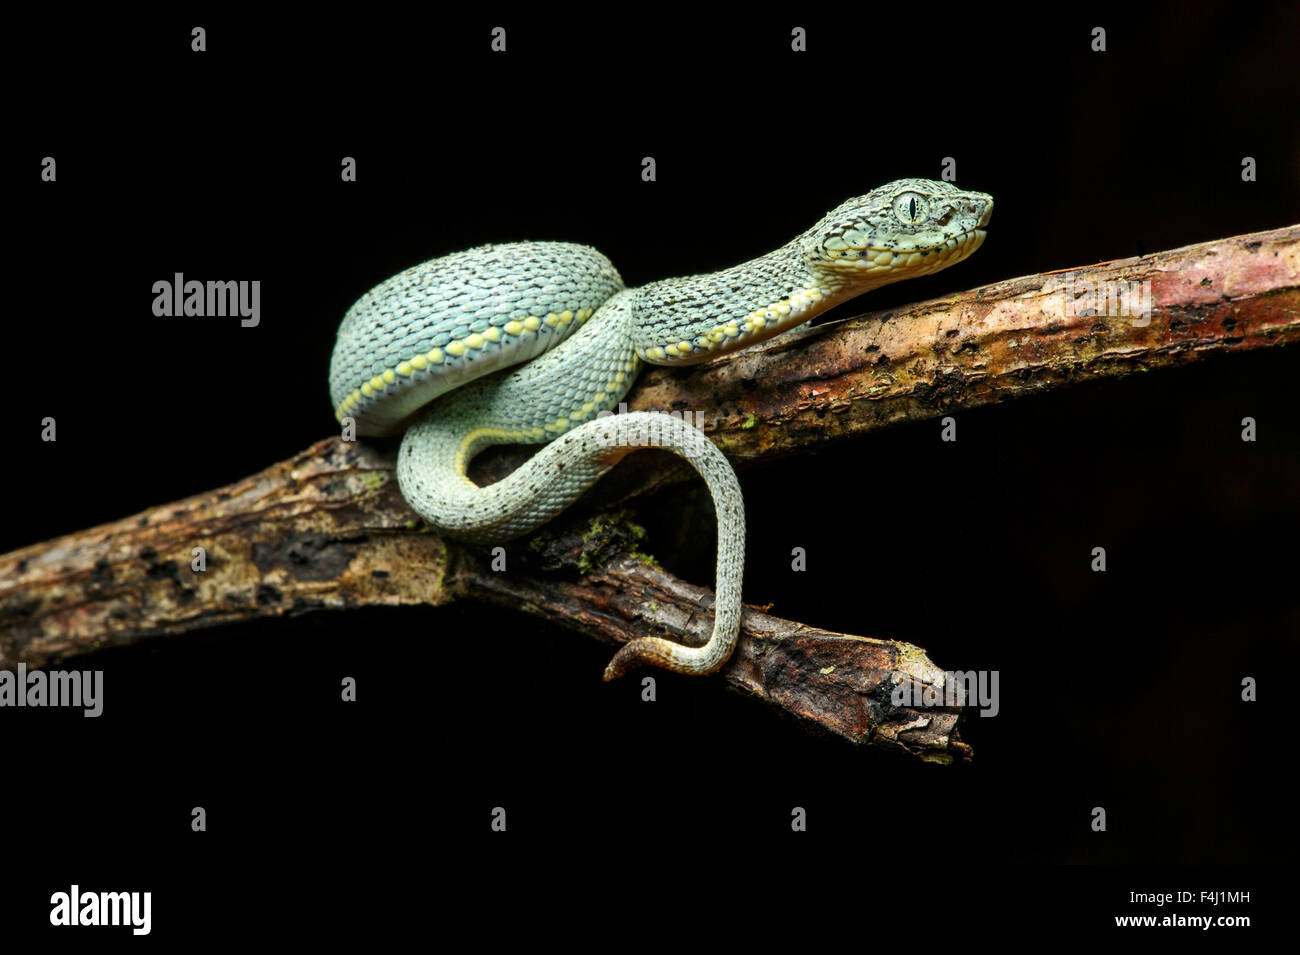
[329,179,992,680]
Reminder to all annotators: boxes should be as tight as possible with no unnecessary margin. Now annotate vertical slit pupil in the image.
[909,196,917,220]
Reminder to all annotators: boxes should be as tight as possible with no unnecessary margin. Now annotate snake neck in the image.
[631,239,853,364]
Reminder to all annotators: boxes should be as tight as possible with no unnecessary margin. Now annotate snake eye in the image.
[893,192,927,226]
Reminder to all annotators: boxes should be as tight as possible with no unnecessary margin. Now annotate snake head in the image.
[802,178,992,287]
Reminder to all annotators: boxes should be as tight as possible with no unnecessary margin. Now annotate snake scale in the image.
[329,178,992,680]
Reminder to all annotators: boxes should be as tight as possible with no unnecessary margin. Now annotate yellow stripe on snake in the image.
[329,178,992,680]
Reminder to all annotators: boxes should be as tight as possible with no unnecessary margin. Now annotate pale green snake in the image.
[329,178,992,680]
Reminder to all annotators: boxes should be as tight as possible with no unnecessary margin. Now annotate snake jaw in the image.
[804,179,993,287]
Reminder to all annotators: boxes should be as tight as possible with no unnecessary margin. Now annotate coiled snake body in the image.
[329,179,992,680]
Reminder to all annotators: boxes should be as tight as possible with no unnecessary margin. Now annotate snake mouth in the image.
[946,226,987,249]
[835,227,988,274]
[928,226,987,264]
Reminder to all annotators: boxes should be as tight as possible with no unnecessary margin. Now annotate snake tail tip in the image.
[602,649,636,682]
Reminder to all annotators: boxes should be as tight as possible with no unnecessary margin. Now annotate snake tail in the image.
[397,408,744,679]
[597,413,744,680]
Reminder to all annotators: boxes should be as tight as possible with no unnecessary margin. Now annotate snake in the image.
[329,178,992,681]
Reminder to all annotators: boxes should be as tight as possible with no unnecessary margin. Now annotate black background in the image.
[5,5,1296,941]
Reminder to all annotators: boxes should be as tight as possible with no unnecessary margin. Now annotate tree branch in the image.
[2,225,1295,761]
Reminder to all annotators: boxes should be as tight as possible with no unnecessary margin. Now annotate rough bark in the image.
[2,225,1296,760]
